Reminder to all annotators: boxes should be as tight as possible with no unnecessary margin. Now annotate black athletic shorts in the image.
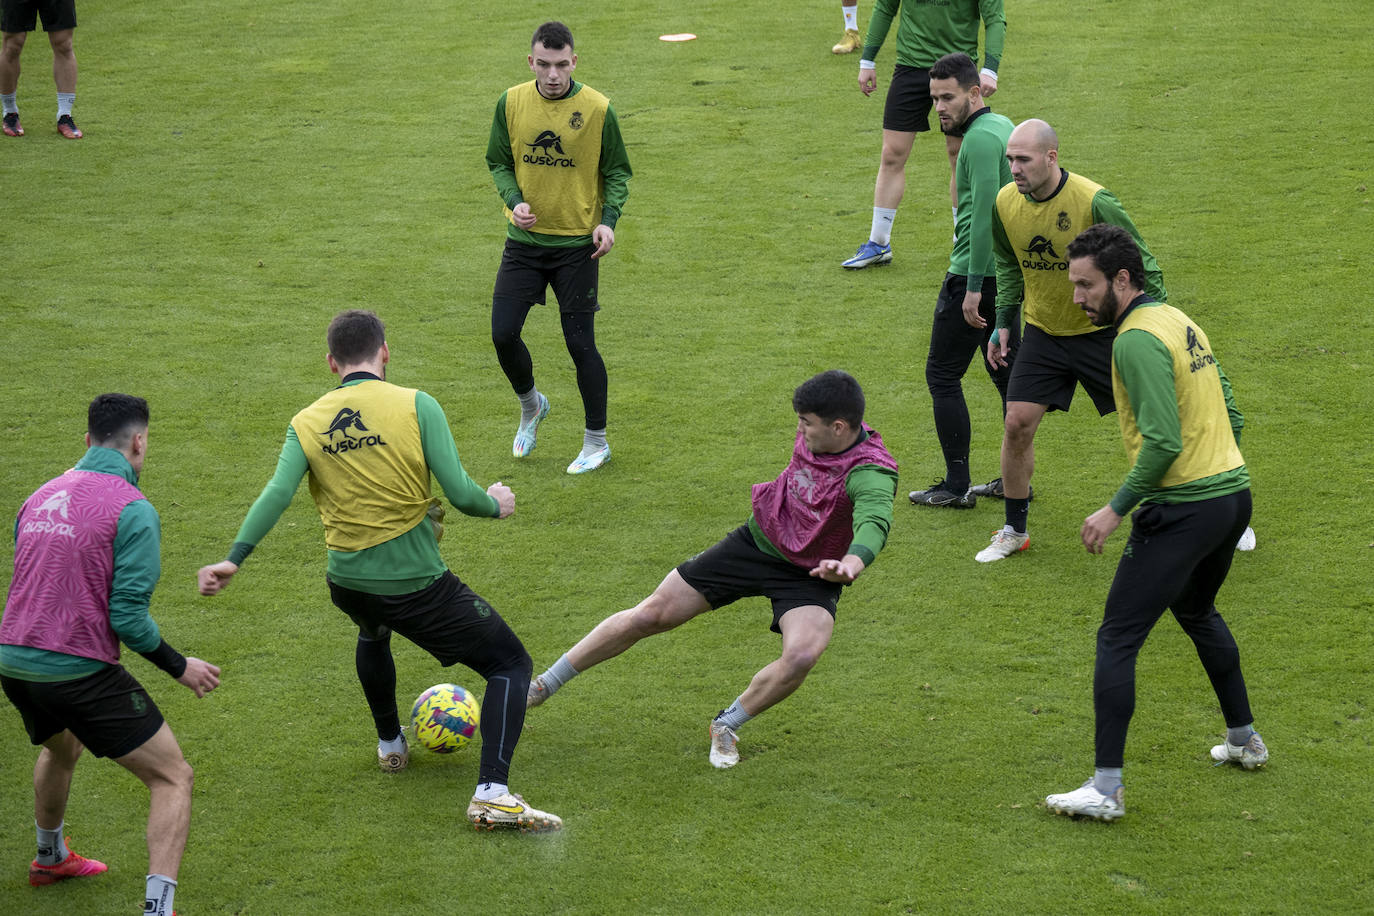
[1006,323,1117,415]
[676,525,843,634]
[882,65,933,133]
[492,238,600,315]
[2,665,163,759]
[328,571,519,669]
[1,0,76,33]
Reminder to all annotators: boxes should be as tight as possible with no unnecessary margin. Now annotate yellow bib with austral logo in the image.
[505,81,608,236]
[996,172,1103,336]
[291,381,430,553]
[1113,305,1245,487]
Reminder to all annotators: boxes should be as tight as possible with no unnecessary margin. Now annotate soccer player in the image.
[1,0,82,137]
[196,310,561,833]
[842,0,1005,269]
[486,21,632,474]
[972,118,1166,562]
[1,394,220,916]
[832,1,862,54]
[1044,224,1267,821]
[526,371,898,769]
[906,52,1018,509]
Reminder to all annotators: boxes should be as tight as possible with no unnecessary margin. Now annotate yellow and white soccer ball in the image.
[410,683,480,753]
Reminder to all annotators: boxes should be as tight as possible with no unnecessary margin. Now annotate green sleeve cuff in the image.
[1109,487,1141,517]
[228,541,254,566]
[848,544,877,567]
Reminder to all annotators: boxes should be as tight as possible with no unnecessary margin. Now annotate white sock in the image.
[379,732,406,755]
[843,5,858,30]
[714,697,754,730]
[146,874,177,916]
[952,206,958,225]
[2,93,17,116]
[57,92,74,118]
[474,781,509,801]
[580,428,608,456]
[36,820,67,865]
[518,388,543,423]
[538,654,581,695]
[869,207,896,246]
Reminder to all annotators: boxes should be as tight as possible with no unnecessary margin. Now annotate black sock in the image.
[1005,497,1030,534]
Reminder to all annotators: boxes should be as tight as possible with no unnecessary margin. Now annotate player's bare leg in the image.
[115,723,193,880]
[946,133,961,210]
[34,730,82,831]
[1001,400,1047,501]
[568,570,711,670]
[48,29,75,93]
[874,129,917,211]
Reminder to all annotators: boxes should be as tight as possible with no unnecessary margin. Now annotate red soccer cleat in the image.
[28,848,108,886]
[56,115,82,139]
[2,112,22,136]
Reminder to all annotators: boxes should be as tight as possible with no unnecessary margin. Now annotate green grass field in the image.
[2,0,1372,912]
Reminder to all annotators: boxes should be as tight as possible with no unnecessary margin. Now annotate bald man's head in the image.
[1006,119,1062,200]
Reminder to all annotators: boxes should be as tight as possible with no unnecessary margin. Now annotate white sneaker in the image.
[467,792,563,832]
[513,393,550,458]
[708,721,739,769]
[1210,732,1268,770]
[975,526,1029,563]
[1235,527,1256,551]
[1045,779,1124,821]
[566,444,611,475]
[378,729,409,773]
[527,675,551,709]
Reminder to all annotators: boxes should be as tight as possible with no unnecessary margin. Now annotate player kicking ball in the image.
[526,371,898,768]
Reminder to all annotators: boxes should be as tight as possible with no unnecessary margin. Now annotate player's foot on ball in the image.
[1045,780,1124,821]
[841,240,892,269]
[378,728,409,773]
[2,112,22,137]
[1210,731,1268,770]
[512,393,549,458]
[975,526,1029,563]
[56,115,82,139]
[1235,526,1256,552]
[708,720,739,769]
[467,793,563,832]
[831,28,861,54]
[909,478,976,509]
[29,848,108,886]
[967,477,1033,501]
[527,675,551,708]
[566,444,610,475]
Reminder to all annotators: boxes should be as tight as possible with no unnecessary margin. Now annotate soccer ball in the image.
[410,683,480,753]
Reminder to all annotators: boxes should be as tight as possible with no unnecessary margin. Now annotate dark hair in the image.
[929,52,979,90]
[793,370,865,428]
[532,21,574,51]
[327,309,386,364]
[1066,223,1146,291]
[88,393,149,447]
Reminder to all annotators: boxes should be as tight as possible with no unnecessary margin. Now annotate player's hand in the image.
[591,224,615,259]
[810,554,866,583]
[178,657,221,698]
[986,328,1011,369]
[980,72,998,97]
[427,499,447,541]
[512,202,537,230]
[1081,505,1123,554]
[197,561,239,596]
[859,67,877,96]
[962,290,986,329]
[488,482,515,518]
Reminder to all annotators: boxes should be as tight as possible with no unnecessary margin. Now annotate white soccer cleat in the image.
[527,675,551,709]
[1210,732,1268,770]
[378,729,409,773]
[513,393,550,458]
[467,793,563,833]
[975,526,1029,563]
[708,721,739,769]
[566,444,611,475]
[1045,779,1124,821]
[1235,527,1256,551]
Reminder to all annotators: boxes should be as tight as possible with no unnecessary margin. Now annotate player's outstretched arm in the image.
[177,657,221,698]
[810,554,867,583]
[198,561,239,596]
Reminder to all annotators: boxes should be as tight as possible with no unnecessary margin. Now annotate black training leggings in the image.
[492,301,607,430]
